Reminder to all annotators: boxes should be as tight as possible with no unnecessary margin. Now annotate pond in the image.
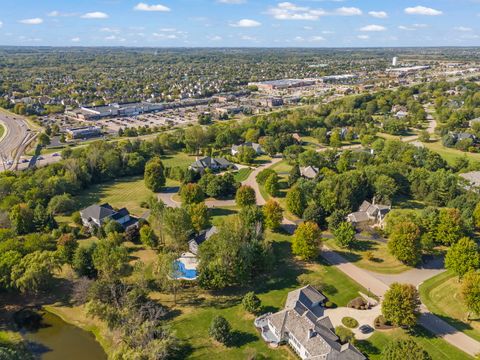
[17,309,107,360]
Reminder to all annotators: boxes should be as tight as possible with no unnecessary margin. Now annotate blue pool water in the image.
[173,261,198,280]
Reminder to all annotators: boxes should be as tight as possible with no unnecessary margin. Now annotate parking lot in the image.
[97,105,212,132]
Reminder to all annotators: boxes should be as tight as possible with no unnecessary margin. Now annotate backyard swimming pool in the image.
[174,260,198,280]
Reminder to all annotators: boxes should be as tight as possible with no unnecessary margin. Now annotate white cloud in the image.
[230,19,261,27]
[304,26,313,30]
[152,32,178,39]
[217,0,246,3]
[48,10,76,17]
[101,27,121,33]
[81,12,109,19]
[0,21,2,28]
[241,35,257,41]
[398,23,427,31]
[19,18,43,25]
[360,24,386,32]
[357,35,369,39]
[454,26,472,32]
[334,7,362,16]
[71,37,80,42]
[207,35,222,41]
[134,3,171,12]
[322,30,335,34]
[368,11,388,19]
[310,36,325,41]
[404,6,442,16]
[267,2,326,20]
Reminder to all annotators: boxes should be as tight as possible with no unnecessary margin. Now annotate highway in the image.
[0,112,29,170]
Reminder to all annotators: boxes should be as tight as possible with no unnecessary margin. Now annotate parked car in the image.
[359,325,373,334]
[37,156,44,160]
[52,153,60,157]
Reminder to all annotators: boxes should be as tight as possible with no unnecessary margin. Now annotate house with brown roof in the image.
[255,286,365,360]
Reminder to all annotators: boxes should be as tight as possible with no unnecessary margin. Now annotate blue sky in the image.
[0,0,479,47]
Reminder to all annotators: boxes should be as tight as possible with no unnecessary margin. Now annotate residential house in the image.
[347,200,391,229]
[231,142,263,156]
[188,226,218,255]
[189,156,233,173]
[80,203,137,230]
[300,166,319,179]
[460,171,480,190]
[255,286,365,360]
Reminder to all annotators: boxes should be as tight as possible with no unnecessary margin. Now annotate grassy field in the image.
[419,271,480,342]
[74,176,153,217]
[233,168,253,182]
[158,231,372,359]
[0,123,5,139]
[358,326,473,360]
[324,238,411,274]
[423,140,480,165]
[161,152,198,169]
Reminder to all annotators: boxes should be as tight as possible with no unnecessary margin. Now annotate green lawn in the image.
[357,327,473,360]
[233,168,253,182]
[0,123,5,139]
[74,176,153,217]
[324,238,412,275]
[423,140,480,166]
[161,151,198,169]
[419,271,480,342]
[160,231,371,359]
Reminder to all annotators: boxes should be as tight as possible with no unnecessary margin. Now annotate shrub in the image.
[209,315,231,345]
[324,301,335,308]
[242,292,262,314]
[335,326,354,344]
[256,169,276,185]
[348,297,368,309]
[341,317,359,328]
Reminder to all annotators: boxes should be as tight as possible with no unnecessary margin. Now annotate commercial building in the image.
[66,102,165,121]
[66,126,102,139]
[249,79,316,91]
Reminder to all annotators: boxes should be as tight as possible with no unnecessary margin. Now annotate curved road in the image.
[0,112,29,168]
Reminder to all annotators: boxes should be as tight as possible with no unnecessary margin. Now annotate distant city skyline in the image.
[1,0,479,47]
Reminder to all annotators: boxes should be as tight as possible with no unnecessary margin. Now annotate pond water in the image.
[19,310,107,360]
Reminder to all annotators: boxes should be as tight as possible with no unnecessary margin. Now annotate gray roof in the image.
[80,203,115,222]
[267,285,365,360]
[232,142,262,153]
[460,171,480,187]
[300,166,319,179]
[188,226,218,255]
[190,156,231,170]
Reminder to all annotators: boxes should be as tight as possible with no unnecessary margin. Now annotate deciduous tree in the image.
[445,237,480,279]
[382,283,420,328]
[292,222,321,261]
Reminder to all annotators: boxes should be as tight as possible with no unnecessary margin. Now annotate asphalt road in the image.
[0,112,28,166]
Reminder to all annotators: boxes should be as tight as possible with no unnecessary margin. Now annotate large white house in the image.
[255,286,365,360]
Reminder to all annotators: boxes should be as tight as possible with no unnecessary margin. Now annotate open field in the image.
[359,326,473,360]
[324,238,411,275]
[419,271,480,342]
[74,176,153,217]
[423,140,480,165]
[0,123,5,139]
[161,151,198,169]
